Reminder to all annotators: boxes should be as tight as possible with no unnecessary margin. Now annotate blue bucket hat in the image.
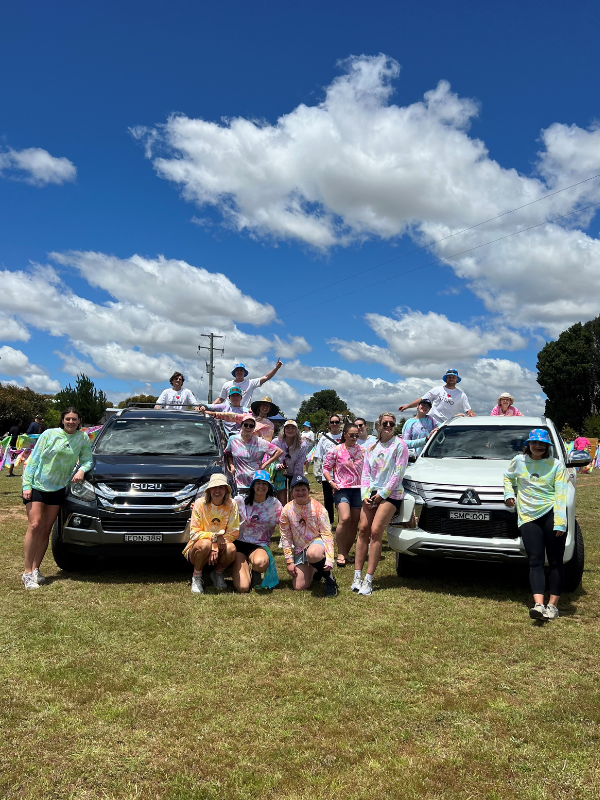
[525,429,552,445]
[303,421,311,428]
[250,469,273,487]
[443,368,461,383]
[232,362,249,378]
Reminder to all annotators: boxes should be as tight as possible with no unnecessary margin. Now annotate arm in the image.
[398,398,422,413]
[503,457,518,506]
[401,420,427,450]
[315,501,335,569]
[225,452,235,475]
[291,442,308,478]
[22,431,47,492]
[259,358,283,386]
[155,389,167,409]
[322,447,338,489]
[553,464,568,533]
[206,410,244,424]
[224,501,240,543]
[278,508,296,575]
[72,434,93,483]
[262,444,283,471]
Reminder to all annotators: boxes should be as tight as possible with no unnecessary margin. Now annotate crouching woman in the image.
[279,476,338,597]
[232,470,282,592]
[183,473,239,594]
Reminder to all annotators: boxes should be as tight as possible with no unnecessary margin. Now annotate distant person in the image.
[301,421,315,448]
[155,372,199,410]
[573,436,591,453]
[215,359,283,407]
[491,393,523,417]
[232,470,282,592]
[271,420,308,505]
[398,369,475,424]
[313,415,343,524]
[21,407,93,589]
[204,396,279,441]
[279,476,338,597]
[401,399,437,455]
[354,418,376,449]
[26,416,44,435]
[6,419,22,477]
[199,386,249,435]
[225,414,282,494]
[504,429,568,621]
[183,473,240,594]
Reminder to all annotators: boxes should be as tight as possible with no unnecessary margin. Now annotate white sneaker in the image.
[22,572,40,590]
[544,604,559,620]
[191,575,204,594]
[529,603,546,620]
[33,568,47,585]
[358,578,373,596]
[350,574,363,592]
[211,570,227,590]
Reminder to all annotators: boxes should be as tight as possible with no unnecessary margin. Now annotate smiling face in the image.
[234,368,246,382]
[241,420,256,439]
[529,441,549,459]
[499,397,511,410]
[445,374,458,388]
[171,375,184,390]
[284,424,296,439]
[291,484,310,504]
[253,480,269,500]
[210,485,227,505]
[259,403,271,418]
[62,412,80,433]
[380,415,396,440]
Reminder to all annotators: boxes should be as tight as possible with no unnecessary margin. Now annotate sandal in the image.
[336,555,347,567]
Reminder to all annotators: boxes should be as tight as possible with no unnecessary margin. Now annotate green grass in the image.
[1,467,600,799]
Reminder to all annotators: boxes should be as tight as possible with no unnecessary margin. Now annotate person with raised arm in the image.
[204,396,279,442]
[199,386,249,435]
[215,359,283,406]
[401,398,438,455]
[323,422,364,567]
[155,372,199,410]
[353,412,409,596]
[398,369,475,424]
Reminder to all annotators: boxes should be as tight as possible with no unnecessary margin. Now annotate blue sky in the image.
[1,1,600,417]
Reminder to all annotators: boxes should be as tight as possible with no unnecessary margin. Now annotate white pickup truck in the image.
[388,416,589,592]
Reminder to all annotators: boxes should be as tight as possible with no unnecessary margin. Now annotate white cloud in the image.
[55,351,104,378]
[0,147,76,186]
[134,54,600,335]
[0,346,61,392]
[0,314,30,342]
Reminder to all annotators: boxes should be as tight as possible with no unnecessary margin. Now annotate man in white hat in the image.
[398,368,475,425]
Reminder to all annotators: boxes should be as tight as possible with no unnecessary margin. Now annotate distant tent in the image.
[269,413,286,421]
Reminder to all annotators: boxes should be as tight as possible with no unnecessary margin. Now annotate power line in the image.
[235,172,600,325]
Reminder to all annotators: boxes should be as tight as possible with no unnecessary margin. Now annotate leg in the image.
[335,501,352,562]
[231,551,251,593]
[365,501,397,577]
[292,562,316,591]
[355,504,375,572]
[520,517,548,604]
[248,547,269,574]
[321,480,335,525]
[544,515,567,606]
[24,502,59,573]
[33,504,61,570]
[217,542,237,571]
[277,488,288,507]
[190,538,212,572]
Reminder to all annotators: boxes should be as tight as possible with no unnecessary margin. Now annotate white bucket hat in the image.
[497,392,515,405]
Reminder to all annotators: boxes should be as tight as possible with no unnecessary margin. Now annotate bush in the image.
[583,414,600,440]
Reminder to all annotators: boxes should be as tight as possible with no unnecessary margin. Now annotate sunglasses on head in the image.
[242,422,255,429]
[381,421,395,427]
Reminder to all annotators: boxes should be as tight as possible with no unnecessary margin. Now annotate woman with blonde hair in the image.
[491,393,523,416]
[353,412,408,596]
[271,420,307,505]
[183,473,239,594]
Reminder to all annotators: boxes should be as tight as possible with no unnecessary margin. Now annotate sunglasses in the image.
[330,420,341,425]
[381,421,395,427]
[242,423,255,429]
[355,422,365,427]
[346,433,359,438]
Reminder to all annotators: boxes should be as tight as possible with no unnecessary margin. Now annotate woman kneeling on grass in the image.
[353,412,409,596]
[183,473,239,594]
[504,429,568,621]
[279,476,338,597]
[21,406,92,590]
[232,470,282,592]
[323,422,364,567]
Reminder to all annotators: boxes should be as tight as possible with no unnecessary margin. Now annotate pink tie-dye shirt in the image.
[279,498,334,568]
[235,495,282,546]
[323,443,364,488]
[490,405,523,416]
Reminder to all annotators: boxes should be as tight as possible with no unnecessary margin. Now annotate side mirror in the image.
[566,451,592,468]
[408,450,418,463]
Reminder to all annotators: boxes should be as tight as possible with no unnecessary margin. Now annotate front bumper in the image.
[387,523,528,563]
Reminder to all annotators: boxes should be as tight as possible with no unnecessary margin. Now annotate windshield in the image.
[423,425,556,460]
[95,417,220,457]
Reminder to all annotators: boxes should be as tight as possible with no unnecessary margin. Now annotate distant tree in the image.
[53,374,107,426]
[0,383,50,433]
[118,394,158,408]
[394,417,406,437]
[560,422,579,442]
[297,389,351,432]
[583,415,600,440]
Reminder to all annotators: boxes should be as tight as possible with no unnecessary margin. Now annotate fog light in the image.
[71,516,82,527]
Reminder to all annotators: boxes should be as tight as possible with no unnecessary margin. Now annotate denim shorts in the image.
[293,538,324,566]
[333,487,362,509]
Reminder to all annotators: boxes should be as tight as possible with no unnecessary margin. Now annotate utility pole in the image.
[198,334,224,403]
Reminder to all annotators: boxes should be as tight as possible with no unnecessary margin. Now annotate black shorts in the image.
[23,487,66,506]
[382,496,403,511]
[235,540,262,557]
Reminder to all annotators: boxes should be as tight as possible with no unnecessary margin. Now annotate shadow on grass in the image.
[52,556,192,584]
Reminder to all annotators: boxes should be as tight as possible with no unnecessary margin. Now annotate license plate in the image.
[124,534,163,542]
[449,511,491,521]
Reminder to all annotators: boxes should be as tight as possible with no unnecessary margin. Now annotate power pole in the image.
[198,334,224,403]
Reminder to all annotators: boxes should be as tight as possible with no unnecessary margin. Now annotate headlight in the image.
[403,479,425,498]
[69,479,96,503]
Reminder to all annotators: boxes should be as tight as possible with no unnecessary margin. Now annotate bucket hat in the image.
[205,473,231,492]
[524,429,552,445]
[442,368,462,383]
[250,469,273,488]
[231,362,249,378]
[250,395,280,417]
[497,392,514,405]
[302,421,311,428]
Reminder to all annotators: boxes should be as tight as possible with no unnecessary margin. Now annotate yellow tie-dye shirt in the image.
[503,454,568,531]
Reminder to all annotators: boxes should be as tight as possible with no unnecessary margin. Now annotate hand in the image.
[275,358,283,371]
[467,410,476,417]
[427,429,436,439]
[505,498,515,508]
[286,562,297,577]
[227,464,236,474]
[398,404,409,412]
[323,564,332,572]
[199,406,206,413]
[22,489,32,502]
[72,469,85,484]
[366,493,383,507]
[555,529,566,537]
[209,549,219,566]
[330,482,339,492]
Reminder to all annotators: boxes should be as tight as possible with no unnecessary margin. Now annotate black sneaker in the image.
[324,573,338,598]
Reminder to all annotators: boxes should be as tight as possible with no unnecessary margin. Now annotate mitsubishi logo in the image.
[459,488,481,505]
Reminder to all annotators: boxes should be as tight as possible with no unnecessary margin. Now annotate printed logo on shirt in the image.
[211,518,221,524]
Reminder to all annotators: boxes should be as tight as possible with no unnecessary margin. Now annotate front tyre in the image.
[563,520,584,593]
[51,514,96,572]
[395,551,421,578]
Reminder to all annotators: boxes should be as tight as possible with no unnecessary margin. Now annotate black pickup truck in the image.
[51,406,233,570]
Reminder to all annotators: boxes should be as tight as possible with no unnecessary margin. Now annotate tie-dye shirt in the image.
[323,443,364,488]
[279,498,334,568]
[183,496,240,558]
[357,435,377,449]
[210,411,274,441]
[361,437,409,501]
[225,434,278,489]
[503,454,568,531]
[22,428,93,492]
[235,495,282,546]
[490,405,523,416]
[271,437,308,479]
[401,416,437,455]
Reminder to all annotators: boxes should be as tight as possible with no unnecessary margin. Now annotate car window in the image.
[95,418,219,456]
[423,426,556,460]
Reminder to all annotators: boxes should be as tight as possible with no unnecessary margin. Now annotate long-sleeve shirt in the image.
[210,411,274,441]
[235,495,282,546]
[402,415,437,455]
[271,437,308,479]
[490,405,523,416]
[323,443,364,488]
[22,428,93,492]
[156,387,198,410]
[279,498,334,568]
[503,454,568,531]
[184,497,240,547]
[204,402,250,434]
[361,436,409,501]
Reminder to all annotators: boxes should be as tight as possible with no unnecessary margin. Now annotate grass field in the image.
[1,467,600,800]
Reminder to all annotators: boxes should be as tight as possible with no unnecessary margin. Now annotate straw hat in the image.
[250,395,280,417]
[497,392,514,405]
